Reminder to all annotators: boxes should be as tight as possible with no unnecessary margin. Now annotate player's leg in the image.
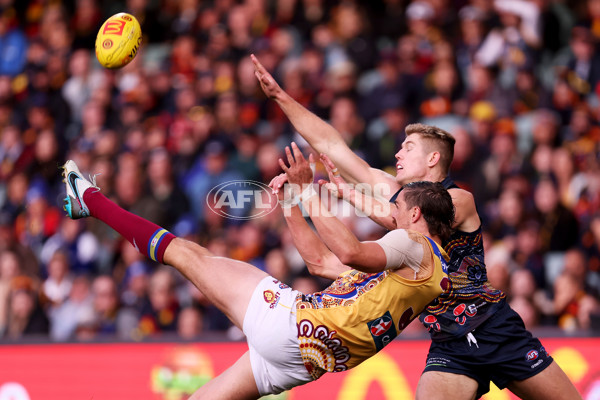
[415,371,478,400]
[62,160,268,329]
[480,303,583,400]
[189,351,260,400]
[415,333,484,400]
[163,237,268,328]
[505,361,582,400]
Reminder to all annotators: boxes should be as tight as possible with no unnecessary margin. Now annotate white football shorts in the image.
[243,276,313,395]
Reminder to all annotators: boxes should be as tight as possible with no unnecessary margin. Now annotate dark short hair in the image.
[401,181,455,241]
[405,123,456,175]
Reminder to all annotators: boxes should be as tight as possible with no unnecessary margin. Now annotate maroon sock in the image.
[83,190,175,264]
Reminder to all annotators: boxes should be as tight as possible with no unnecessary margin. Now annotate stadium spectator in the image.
[62,49,106,124]
[552,268,598,332]
[41,250,73,307]
[177,305,205,340]
[488,188,527,249]
[138,267,180,336]
[91,275,124,337]
[475,0,541,88]
[48,274,94,341]
[561,26,600,99]
[0,250,22,336]
[0,7,28,76]
[582,214,600,297]
[0,126,32,182]
[118,243,151,314]
[40,217,101,275]
[533,176,580,286]
[4,276,48,339]
[145,147,190,229]
[513,220,546,290]
[455,5,487,85]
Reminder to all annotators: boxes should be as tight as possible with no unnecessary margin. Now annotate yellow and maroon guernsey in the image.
[295,231,449,380]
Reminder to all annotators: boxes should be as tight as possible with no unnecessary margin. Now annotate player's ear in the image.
[427,151,440,167]
[411,206,421,223]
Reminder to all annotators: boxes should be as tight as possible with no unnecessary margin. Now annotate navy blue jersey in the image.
[420,224,506,340]
[391,178,506,340]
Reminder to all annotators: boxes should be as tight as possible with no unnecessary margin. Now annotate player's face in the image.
[394,134,430,185]
[391,192,410,230]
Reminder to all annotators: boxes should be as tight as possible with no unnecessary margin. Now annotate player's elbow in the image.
[305,262,327,278]
[304,255,335,279]
[337,247,361,266]
[302,252,327,272]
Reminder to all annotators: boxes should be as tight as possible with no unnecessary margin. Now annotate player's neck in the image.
[409,219,431,239]
[424,168,446,184]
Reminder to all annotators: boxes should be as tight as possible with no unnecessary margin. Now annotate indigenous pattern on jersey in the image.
[295,232,449,379]
[418,177,506,341]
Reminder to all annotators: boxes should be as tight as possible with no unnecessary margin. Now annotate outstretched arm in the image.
[269,173,349,281]
[318,153,396,230]
[252,54,400,194]
[280,143,389,273]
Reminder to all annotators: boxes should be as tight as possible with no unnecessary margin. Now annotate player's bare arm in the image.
[447,188,480,232]
[319,153,396,230]
[252,54,397,190]
[269,173,349,280]
[279,143,389,273]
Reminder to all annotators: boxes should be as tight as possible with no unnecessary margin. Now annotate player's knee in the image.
[164,237,212,265]
[183,238,215,258]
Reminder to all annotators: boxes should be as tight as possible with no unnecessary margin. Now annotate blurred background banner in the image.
[0,338,598,400]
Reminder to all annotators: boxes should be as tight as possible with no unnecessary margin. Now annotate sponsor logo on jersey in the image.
[451,303,477,325]
[370,316,393,337]
[453,304,466,316]
[423,315,441,332]
[465,304,477,317]
[530,359,543,369]
[367,311,398,351]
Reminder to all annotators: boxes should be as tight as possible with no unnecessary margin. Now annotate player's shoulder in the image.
[447,187,475,205]
[447,188,480,230]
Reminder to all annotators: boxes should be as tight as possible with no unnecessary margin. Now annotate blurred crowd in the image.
[0,0,599,343]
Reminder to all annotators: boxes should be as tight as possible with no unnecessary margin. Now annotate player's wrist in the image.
[279,183,300,209]
[300,184,317,203]
[279,195,300,209]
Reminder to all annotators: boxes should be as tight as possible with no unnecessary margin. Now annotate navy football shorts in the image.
[423,301,554,399]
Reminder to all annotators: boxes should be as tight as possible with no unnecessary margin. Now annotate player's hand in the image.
[278,142,315,193]
[318,153,352,200]
[251,54,282,99]
[269,172,298,208]
[268,173,288,200]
